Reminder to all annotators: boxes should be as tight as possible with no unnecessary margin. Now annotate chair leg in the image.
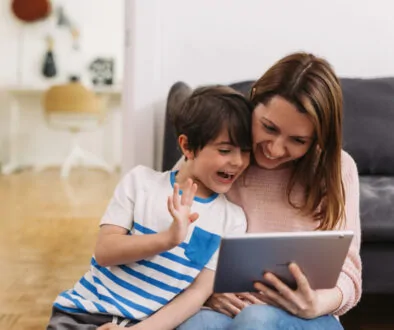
[78,147,113,173]
[60,143,112,178]
[60,145,80,178]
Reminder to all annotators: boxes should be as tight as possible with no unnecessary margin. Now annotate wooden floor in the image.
[1,168,393,330]
[0,168,120,330]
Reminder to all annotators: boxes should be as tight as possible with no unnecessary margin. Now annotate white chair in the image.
[42,83,112,178]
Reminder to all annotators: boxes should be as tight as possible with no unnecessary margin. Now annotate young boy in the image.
[47,86,253,330]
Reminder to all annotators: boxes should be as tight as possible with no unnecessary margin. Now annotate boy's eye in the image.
[218,149,231,154]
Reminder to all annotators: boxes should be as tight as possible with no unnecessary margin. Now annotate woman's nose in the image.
[268,138,286,158]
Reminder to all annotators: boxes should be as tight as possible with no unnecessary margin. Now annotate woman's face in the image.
[252,96,315,170]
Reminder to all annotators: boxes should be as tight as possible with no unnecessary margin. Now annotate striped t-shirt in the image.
[54,165,246,320]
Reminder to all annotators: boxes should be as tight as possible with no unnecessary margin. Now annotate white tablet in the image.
[213,230,354,293]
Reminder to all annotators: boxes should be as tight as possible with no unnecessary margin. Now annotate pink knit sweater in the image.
[226,150,362,316]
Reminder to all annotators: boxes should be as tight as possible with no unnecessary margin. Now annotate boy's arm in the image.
[94,224,176,267]
[95,180,199,267]
[133,268,215,330]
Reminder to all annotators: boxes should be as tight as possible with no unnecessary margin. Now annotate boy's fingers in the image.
[167,196,175,217]
[182,179,193,205]
[173,183,180,209]
[190,182,198,200]
[189,212,199,223]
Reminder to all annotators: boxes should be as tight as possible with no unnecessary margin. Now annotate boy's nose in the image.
[230,151,244,166]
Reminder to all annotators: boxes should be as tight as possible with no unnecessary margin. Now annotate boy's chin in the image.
[209,183,233,195]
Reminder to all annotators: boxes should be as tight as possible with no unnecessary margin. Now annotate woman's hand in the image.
[166,179,199,245]
[205,292,265,317]
[254,263,342,319]
[97,323,122,330]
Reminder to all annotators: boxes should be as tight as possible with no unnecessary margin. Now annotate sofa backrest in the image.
[163,78,394,175]
[341,78,394,175]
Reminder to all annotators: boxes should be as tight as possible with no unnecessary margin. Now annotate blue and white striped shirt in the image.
[54,166,246,320]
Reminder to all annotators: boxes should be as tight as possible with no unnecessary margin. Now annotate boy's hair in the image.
[173,85,253,154]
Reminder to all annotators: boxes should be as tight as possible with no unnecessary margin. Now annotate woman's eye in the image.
[218,149,231,154]
[293,138,306,145]
[263,123,276,132]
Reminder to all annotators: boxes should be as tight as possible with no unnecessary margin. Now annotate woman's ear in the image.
[178,134,194,160]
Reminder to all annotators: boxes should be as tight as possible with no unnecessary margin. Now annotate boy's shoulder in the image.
[216,194,247,233]
[219,194,244,213]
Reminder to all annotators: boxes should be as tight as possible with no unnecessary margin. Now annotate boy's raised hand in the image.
[167,179,199,246]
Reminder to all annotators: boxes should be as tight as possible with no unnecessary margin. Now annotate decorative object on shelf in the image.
[42,36,57,78]
[56,5,71,27]
[70,27,80,51]
[11,0,51,23]
[56,5,80,48]
[89,58,115,86]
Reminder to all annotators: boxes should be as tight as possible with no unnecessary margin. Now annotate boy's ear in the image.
[178,134,194,160]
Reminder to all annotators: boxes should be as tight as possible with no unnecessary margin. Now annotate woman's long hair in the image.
[251,52,345,230]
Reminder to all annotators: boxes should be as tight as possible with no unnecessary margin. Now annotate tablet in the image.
[213,230,354,293]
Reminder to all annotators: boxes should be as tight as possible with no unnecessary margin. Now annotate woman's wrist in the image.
[315,287,343,317]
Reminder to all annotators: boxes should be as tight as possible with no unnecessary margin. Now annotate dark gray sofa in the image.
[162,78,394,297]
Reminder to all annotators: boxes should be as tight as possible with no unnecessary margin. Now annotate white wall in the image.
[0,0,124,169]
[123,0,394,172]
[1,0,393,172]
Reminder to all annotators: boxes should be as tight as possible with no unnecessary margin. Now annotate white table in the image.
[1,85,122,175]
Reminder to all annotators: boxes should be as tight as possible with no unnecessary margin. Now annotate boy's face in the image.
[188,128,250,197]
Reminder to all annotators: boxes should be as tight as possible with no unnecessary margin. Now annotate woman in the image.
[177,52,361,329]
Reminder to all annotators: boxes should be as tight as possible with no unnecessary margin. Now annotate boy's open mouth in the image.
[217,171,235,180]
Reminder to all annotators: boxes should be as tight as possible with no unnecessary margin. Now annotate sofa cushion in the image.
[229,81,254,96]
[361,243,394,293]
[360,176,394,242]
[341,78,394,175]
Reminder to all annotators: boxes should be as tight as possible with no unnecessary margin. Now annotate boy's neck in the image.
[175,166,215,199]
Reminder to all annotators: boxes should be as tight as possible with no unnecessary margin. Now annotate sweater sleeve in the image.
[333,151,362,316]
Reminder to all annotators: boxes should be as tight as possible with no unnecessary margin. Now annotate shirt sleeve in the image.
[100,167,139,230]
[204,203,247,271]
[334,152,362,316]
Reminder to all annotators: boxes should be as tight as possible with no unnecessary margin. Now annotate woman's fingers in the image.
[215,307,233,318]
[289,263,311,295]
[254,281,299,316]
[224,293,248,310]
[208,293,247,316]
[237,292,263,305]
[253,291,279,308]
[263,273,297,302]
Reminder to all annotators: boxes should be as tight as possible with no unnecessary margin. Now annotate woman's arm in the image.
[254,152,362,318]
[333,152,362,315]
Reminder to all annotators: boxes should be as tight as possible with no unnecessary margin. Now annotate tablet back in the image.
[214,231,354,293]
